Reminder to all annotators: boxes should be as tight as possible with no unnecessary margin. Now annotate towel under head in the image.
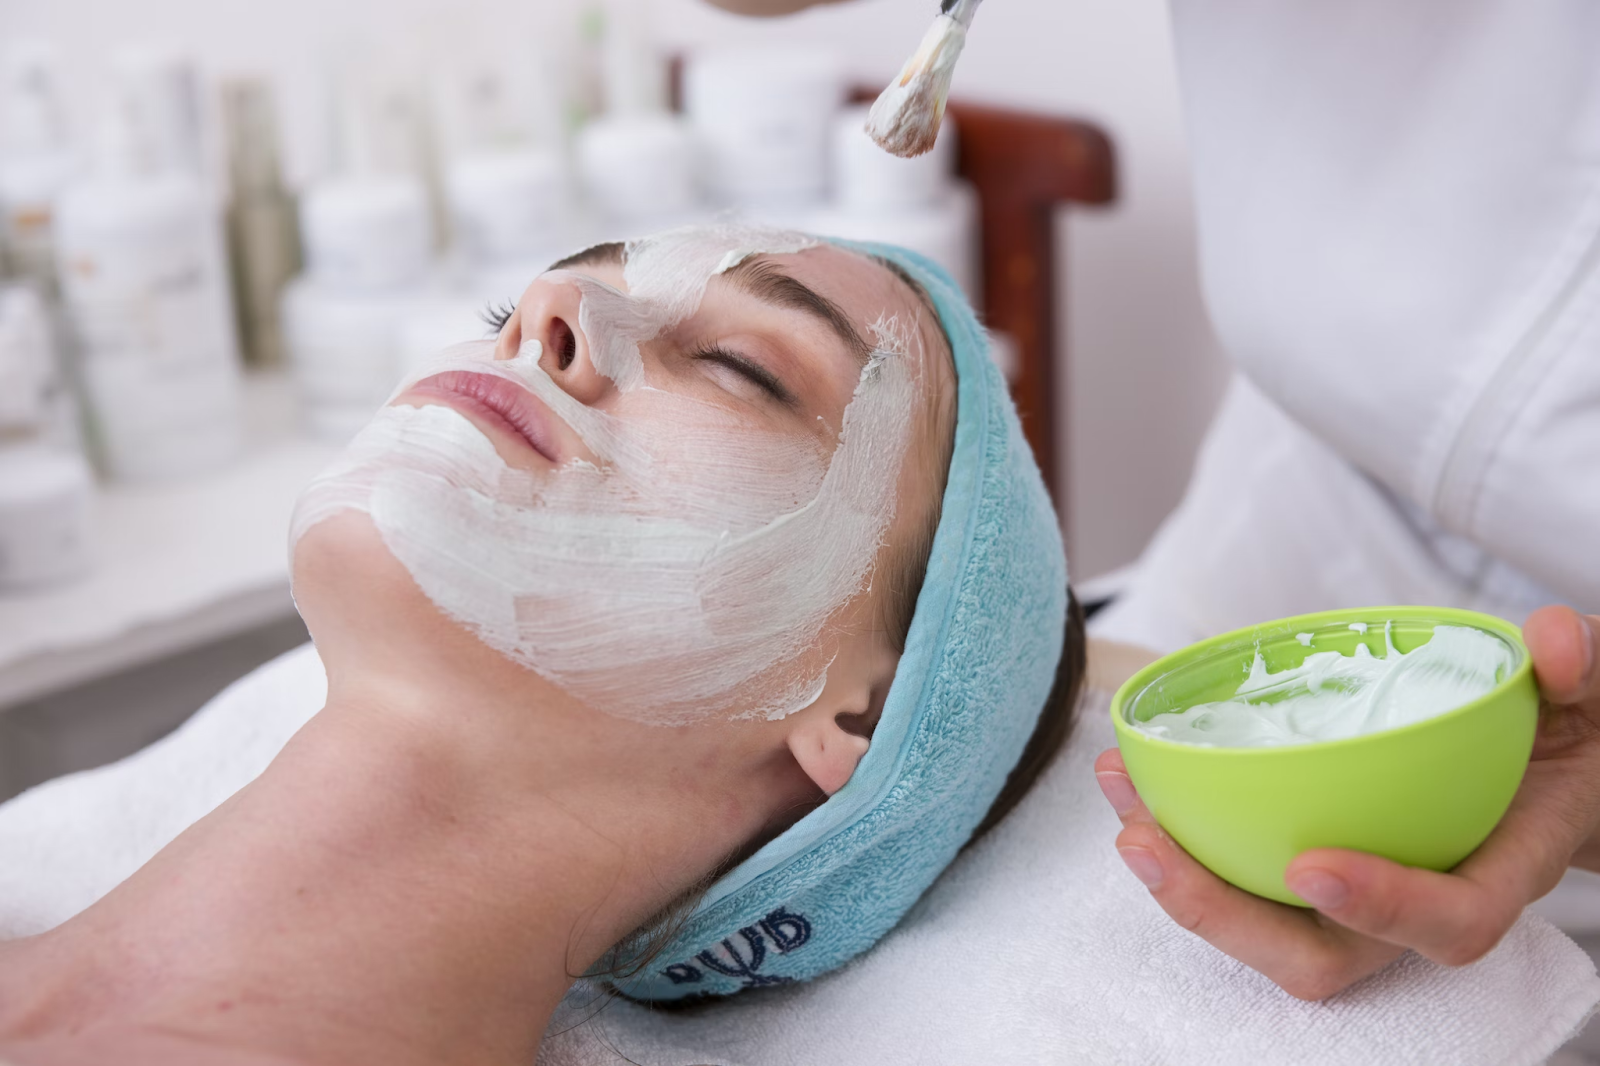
[614,242,1068,1001]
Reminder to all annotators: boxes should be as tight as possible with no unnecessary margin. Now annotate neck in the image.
[0,664,804,1066]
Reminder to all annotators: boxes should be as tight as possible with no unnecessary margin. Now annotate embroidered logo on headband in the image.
[661,907,813,988]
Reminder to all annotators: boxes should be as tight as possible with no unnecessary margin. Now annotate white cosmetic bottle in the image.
[0,284,94,589]
[445,149,568,272]
[807,104,979,299]
[284,62,436,443]
[391,56,570,374]
[284,174,433,442]
[222,78,302,368]
[54,51,242,482]
[685,46,843,216]
[577,2,700,237]
[0,42,77,301]
[434,56,570,281]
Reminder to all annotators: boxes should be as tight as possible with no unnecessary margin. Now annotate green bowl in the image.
[1109,606,1538,906]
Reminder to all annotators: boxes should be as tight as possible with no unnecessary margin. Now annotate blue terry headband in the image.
[614,242,1068,1000]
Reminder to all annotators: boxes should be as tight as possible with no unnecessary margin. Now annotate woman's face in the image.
[292,225,952,727]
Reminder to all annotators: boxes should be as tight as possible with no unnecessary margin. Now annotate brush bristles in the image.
[866,73,949,158]
[865,13,967,159]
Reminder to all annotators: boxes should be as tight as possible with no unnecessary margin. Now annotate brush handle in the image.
[939,0,982,28]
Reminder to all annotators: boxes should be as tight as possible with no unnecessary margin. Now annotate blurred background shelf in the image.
[0,373,330,798]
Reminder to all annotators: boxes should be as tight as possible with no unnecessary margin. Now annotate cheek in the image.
[289,330,919,727]
[604,392,830,530]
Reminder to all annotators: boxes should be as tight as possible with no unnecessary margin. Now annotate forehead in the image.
[782,245,952,387]
[776,244,916,321]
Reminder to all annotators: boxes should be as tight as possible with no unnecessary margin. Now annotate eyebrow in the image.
[546,240,625,272]
[721,257,873,366]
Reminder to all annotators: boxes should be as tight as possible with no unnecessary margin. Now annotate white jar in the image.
[806,183,980,300]
[299,174,432,292]
[808,104,979,299]
[0,443,94,589]
[577,113,698,229]
[832,103,955,213]
[444,149,569,269]
[684,48,842,209]
[55,167,242,482]
[397,293,499,379]
[0,283,83,452]
[281,275,415,442]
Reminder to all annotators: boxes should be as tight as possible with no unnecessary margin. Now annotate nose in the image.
[495,274,611,406]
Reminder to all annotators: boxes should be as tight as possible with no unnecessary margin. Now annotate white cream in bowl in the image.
[1133,624,1515,748]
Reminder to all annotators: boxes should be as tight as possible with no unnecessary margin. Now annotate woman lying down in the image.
[0,225,1084,1065]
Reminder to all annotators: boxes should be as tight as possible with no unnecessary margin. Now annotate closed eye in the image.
[481,299,517,335]
[693,344,798,407]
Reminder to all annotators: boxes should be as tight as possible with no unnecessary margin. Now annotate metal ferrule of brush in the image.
[940,0,982,30]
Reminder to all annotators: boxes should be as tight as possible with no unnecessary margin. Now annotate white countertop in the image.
[0,372,339,711]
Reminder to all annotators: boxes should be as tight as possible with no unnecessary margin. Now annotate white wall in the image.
[2,0,1229,580]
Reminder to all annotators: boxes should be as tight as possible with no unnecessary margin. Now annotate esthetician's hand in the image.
[1094,604,1600,1000]
[700,0,847,15]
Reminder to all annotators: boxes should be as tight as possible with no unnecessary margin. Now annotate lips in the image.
[408,371,562,464]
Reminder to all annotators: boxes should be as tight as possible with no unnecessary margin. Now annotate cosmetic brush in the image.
[865,0,983,158]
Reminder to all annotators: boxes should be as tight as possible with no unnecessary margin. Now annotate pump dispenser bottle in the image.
[0,43,77,301]
[284,59,436,442]
[222,79,301,368]
[54,49,242,482]
[0,42,88,454]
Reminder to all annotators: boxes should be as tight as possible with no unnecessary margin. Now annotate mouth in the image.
[407,371,562,464]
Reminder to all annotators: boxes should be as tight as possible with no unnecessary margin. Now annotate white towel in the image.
[1,645,1595,1064]
[0,644,326,937]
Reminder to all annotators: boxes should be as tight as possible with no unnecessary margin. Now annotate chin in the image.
[289,510,571,706]
[291,513,441,663]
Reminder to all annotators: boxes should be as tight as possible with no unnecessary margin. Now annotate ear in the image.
[785,613,901,795]
[786,713,871,796]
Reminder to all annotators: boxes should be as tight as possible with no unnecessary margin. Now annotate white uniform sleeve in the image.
[1168,0,1600,606]
[1091,375,1562,655]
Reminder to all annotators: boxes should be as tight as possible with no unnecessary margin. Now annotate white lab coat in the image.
[1098,0,1600,652]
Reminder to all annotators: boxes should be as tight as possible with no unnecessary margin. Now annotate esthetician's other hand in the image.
[1094,604,1600,1000]
[701,0,845,15]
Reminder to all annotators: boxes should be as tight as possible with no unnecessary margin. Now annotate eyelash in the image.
[692,343,794,405]
[481,300,516,335]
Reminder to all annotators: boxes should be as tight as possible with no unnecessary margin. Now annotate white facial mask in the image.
[291,225,921,725]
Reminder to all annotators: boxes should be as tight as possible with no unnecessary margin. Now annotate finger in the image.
[1524,606,1600,706]
[1093,750,1183,836]
[1285,737,1600,964]
[1115,818,1404,1000]
[1095,750,1403,998]
[1094,747,1126,776]
[1094,748,1145,819]
[1284,850,1516,966]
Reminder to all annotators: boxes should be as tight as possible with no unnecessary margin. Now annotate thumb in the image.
[1524,606,1600,707]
